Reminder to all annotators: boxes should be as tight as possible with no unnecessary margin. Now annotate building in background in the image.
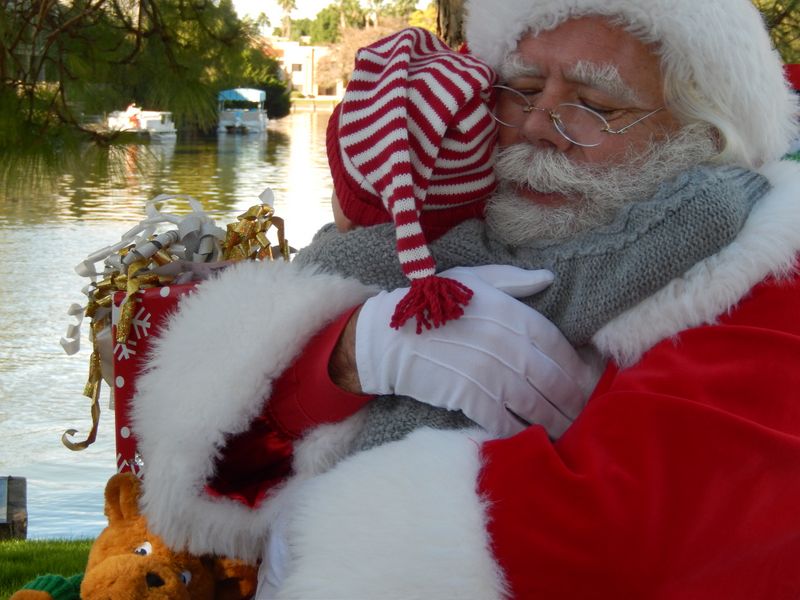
[268,37,344,105]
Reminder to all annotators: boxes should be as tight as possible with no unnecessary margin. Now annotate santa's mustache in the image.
[494,144,625,203]
[495,123,718,204]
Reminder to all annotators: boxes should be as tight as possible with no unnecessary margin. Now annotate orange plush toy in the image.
[11,473,257,600]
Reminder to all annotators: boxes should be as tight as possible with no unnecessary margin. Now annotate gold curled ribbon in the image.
[62,320,104,450]
[222,204,291,262]
[116,258,148,344]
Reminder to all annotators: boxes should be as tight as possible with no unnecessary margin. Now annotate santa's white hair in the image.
[465,0,799,169]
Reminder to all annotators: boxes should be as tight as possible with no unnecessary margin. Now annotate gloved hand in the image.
[355,265,592,439]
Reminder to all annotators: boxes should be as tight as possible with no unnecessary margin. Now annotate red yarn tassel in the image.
[390,275,473,334]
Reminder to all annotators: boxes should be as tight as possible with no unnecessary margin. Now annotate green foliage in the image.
[290,18,315,40]
[0,538,93,600]
[383,0,420,19]
[340,0,368,28]
[0,0,292,188]
[286,1,364,43]
[262,81,292,119]
[754,0,800,62]
[276,0,298,11]
[310,6,343,44]
[285,0,422,44]
[408,2,438,34]
[287,8,348,45]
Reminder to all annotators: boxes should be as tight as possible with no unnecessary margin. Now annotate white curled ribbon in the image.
[64,193,235,353]
[60,303,85,355]
[259,187,275,206]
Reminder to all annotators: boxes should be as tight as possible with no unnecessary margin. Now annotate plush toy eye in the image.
[180,571,192,586]
[133,542,153,556]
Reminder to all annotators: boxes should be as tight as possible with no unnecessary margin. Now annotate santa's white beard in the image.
[485,124,718,246]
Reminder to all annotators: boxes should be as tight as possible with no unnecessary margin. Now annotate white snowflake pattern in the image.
[114,337,138,361]
[131,306,152,339]
[116,452,144,477]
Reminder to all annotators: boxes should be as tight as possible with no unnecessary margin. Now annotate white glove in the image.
[356,265,591,439]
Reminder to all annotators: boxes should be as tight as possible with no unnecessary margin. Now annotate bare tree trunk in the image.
[436,0,464,48]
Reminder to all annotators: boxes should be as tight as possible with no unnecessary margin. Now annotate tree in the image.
[277,0,297,38]
[310,6,343,44]
[408,2,438,34]
[384,0,419,19]
[254,12,272,34]
[339,0,367,29]
[434,0,464,47]
[284,1,365,45]
[289,17,314,40]
[0,0,291,191]
[364,0,386,26]
[238,39,292,118]
[316,21,404,88]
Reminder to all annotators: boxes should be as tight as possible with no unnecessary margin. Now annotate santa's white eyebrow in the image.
[566,61,641,104]
[499,54,641,105]
[499,52,544,81]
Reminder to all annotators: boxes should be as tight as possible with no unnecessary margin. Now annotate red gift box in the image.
[111,283,196,475]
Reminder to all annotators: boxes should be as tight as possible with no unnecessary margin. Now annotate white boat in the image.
[107,105,177,137]
[217,88,268,134]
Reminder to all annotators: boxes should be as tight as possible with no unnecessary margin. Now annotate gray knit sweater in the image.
[294,166,770,450]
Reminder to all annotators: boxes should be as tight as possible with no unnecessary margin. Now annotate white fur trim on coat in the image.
[265,427,507,600]
[594,160,800,366]
[130,260,375,560]
[464,0,799,167]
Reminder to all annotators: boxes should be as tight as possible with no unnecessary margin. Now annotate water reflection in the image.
[0,113,334,235]
[0,112,334,538]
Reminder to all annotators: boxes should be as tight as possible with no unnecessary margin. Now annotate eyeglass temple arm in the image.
[603,107,664,135]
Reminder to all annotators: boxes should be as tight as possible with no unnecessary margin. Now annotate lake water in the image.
[0,111,335,539]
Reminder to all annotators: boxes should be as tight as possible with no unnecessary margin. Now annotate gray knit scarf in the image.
[295,165,770,451]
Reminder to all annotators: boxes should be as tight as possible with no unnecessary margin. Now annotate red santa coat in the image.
[482,274,800,598]
[131,160,800,598]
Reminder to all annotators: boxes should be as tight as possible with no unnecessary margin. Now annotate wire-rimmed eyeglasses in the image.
[491,84,664,148]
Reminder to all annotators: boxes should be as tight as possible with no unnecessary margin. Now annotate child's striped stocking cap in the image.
[327,27,498,332]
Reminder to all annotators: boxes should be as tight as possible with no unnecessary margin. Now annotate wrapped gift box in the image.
[61,198,290,471]
[111,283,196,474]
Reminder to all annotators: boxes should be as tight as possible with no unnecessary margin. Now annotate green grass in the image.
[0,539,92,600]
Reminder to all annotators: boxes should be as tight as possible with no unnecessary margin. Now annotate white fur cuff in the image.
[131,260,375,559]
[271,428,507,600]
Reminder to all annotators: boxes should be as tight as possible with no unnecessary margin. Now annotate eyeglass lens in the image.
[551,104,607,146]
[493,87,608,147]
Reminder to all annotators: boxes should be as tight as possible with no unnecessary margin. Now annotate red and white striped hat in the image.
[327,27,498,332]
